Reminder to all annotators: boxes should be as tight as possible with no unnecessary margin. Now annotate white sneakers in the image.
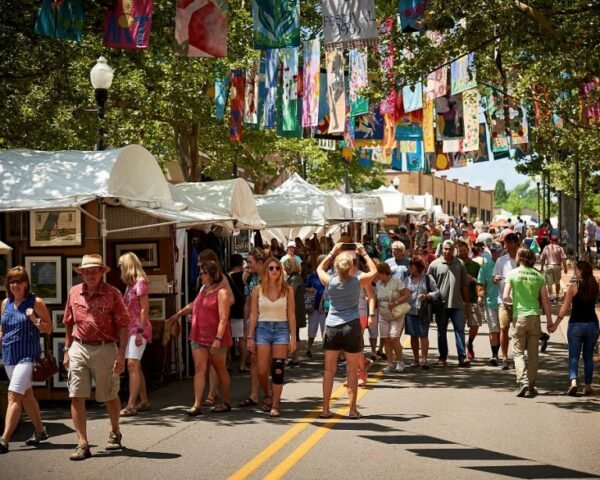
[395,361,406,373]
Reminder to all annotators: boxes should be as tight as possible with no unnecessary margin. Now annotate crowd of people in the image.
[1,214,599,459]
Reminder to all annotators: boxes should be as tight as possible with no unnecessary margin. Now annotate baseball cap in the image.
[490,242,503,253]
[287,240,296,248]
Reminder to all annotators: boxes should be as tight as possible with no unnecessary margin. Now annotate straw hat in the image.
[74,254,111,274]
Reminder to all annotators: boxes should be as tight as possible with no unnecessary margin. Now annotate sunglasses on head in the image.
[268,265,281,272]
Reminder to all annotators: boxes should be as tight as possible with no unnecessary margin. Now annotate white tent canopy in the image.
[171,179,265,230]
[326,191,385,222]
[256,193,348,228]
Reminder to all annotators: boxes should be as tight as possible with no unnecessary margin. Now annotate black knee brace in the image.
[271,358,285,385]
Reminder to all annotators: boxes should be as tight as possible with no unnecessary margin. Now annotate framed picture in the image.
[52,310,66,333]
[25,256,62,304]
[66,258,84,293]
[115,242,159,268]
[29,208,82,247]
[52,337,68,389]
[0,252,11,293]
[5,211,28,241]
[32,338,48,387]
[148,297,166,320]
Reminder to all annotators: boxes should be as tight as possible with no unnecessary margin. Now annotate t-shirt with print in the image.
[507,267,545,318]
[244,274,260,297]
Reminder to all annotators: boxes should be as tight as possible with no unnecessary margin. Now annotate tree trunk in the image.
[173,123,200,181]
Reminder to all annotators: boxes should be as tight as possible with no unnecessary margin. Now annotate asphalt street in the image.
[2,312,599,479]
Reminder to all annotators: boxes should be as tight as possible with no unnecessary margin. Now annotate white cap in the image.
[287,240,296,248]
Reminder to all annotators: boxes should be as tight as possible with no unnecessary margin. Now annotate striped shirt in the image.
[1,295,41,365]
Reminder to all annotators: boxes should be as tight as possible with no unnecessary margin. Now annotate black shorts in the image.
[323,319,362,353]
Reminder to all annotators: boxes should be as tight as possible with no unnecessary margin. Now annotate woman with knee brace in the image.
[247,257,297,417]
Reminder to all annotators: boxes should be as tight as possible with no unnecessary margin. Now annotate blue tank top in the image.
[1,295,41,365]
[326,274,361,327]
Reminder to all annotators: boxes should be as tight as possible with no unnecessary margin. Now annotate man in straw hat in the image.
[62,254,130,461]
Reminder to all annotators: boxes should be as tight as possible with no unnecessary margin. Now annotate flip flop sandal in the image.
[567,385,578,396]
[186,406,202,417]
[319,412,333,419]
[202,397,216,407]
[269,408,280,418]
[120,407,138,417]
[348,411,362,419]
[136,403,151,412]
[238,397,258,407]
[211,403,232,413]
[260,396,273,413]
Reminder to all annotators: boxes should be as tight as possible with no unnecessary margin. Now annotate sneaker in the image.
[527,387,538,397]
[395,361,406,373]
[305,350,312,359]
[105,431,123,450]
[458,359,471,368]
[384,363,396,373]
[0,438,8,454]
[69,444,92,461]
[377,350,387,361]
[489,357,499,367]
[540,333,550,353]
[502,360,510,370]
[25,427,48,446]
[467,344,475,360]
[516,385,528,397]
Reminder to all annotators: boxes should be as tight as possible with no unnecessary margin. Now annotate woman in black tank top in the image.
[552,261,599,396]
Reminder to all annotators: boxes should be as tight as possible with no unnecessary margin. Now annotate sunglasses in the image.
[9,279,25,285]
[268,265,281,272]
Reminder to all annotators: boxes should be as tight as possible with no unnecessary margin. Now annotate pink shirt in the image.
[64,282,130,342]
[123,278,153,342]
[189,287,232,347]
[540,244,566,266]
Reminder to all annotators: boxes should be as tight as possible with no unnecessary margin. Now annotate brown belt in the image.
[74,338,115,346]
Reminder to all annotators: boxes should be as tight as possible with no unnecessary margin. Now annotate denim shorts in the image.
[255,321,290,345]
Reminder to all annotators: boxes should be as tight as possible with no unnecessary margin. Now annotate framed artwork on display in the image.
[52,310,66,333]
[115,242,159,268]
[29,208,82,248]
[25,256,62,304]
[148,297,166,320]
[52,337,68,389]
[65,258,84,293]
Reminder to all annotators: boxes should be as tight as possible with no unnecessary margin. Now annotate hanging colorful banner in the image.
[302,39,321,127]
[443,139,462,153]
[425,66,447,100]
[35,0,84,41]
[391,148,403,171]
[466,123,490,163]
[580,79,600,125]
[264,48,279,129]
[175,0,227,57]
[316,73,332,136]
[406,140,424,171]
[252,0,300,50]
[348,49,369,117]
[103,0,153,49]
[462,88,480,152]
[215,76,229,120]
[422,98,435,153]
[435,93,464,139]
[326,49,346,134]
[322,0,378,50]
[378,18,396,116]
[357,148,373,168]
[282,48,299,131]
[229,70,245,141]
[344,105,356,148]
[244,59,259,124]
[434,142,451,171]
[450,53,476,95]
[398,0,427,33]
[402,83,424,113]
[510,106,529,145]
[354,103,384,140]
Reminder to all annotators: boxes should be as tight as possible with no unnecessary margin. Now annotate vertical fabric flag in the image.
[244,58,260,124]
[252,0,300,50]
[398,0,428,33]
[103,0,153,49]
[35,0,84,41]
[382,113,396,163]
[423,98,435,153]
[175,0,228,57]
[509,106,528,145]
[215,76,229,120]
[435,94,464,139]
[402,83,423,112]
[349,49,369,117]
[229,70,245,141]
[580,79,600,125]
[282,48,299,131]
[326,49,346,134]
[425,66,447,100]
[462,89,480,152]
[379,18,396,115]
[264,49,279,129]
[302,40,321,127]
[406,141,424,171]
[484,93,510,158]
[450,53,476,95]
[322,0,378,50]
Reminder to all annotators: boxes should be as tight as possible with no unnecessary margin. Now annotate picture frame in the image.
[148,297,166,320]
[52,337,68,389]
[32,337,48,387]
[52,310,66,333]
[25,256,62,304]
[115,242,159,268]
[65,258,84,293]
[29,208,82,248]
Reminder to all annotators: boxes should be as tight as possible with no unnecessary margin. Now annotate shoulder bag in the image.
[390,280,411,320]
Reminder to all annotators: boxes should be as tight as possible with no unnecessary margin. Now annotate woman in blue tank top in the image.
[316,242,377,419]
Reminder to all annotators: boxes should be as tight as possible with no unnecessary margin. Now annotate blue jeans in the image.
[567,322,600,385]
[435,308,466,361]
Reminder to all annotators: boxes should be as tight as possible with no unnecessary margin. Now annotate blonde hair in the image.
[260,257,288,298]
[282,257,300,274]
[334,253,353,281]
[119,252,147,286]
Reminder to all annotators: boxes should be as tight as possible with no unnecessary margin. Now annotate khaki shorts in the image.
[544,265,561,285]
[378,307,404,338]
[68,341,120,402]
[466,303,483,328]
[499,304,513,330]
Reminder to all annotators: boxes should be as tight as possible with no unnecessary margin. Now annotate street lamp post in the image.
[555,186,562,233]
[392,176,401,190]
[90,56,114,151]
[535,174,542,224]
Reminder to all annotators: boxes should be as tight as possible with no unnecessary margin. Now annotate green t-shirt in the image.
[477,259,498,308]
[464,259,481,303]
[430,235,442,249]
[507,266,545,318]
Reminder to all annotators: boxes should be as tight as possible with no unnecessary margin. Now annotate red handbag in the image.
[32,335,59,382]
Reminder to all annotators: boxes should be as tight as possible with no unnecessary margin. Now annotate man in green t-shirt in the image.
[503,248,554,398]
[457,241,481,361]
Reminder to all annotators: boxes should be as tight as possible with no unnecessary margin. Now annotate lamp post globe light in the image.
[534,174,542,224]
[90,56,114,151]
[392,176,401,190]
[462,205,469,221]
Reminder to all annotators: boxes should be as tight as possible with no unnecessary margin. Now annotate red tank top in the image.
[189,287,232,347]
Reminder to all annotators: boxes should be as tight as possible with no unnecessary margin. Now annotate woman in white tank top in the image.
[247,257,297,417]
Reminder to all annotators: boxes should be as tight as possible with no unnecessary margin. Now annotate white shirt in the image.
[280,254,302,265]
[385,257,408,281]
[492,253,517,305]
[585,218,597,237]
